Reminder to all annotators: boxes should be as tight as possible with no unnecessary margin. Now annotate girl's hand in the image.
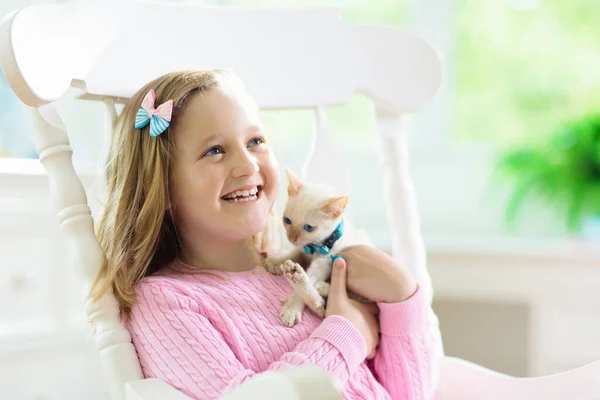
[326,258,380,359]
[339,245,418,304]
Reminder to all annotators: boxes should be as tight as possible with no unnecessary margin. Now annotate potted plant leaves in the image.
[494,112,600,239]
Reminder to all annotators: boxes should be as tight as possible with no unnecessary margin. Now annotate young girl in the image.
[92,69,441,400]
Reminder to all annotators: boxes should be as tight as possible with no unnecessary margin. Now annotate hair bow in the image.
[134,89,174,138]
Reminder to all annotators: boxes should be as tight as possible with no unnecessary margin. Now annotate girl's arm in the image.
[128,281,366,400]
[337,246,441,399]
[371,286,440,400]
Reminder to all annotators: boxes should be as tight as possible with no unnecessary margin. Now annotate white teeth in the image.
[230,195,257,203]
[224,186,260,200]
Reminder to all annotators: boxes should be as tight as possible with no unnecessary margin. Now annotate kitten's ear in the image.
[321,196,349,218]
[286,168,304,196]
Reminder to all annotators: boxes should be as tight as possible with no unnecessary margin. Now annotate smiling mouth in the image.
[221,186,262,203]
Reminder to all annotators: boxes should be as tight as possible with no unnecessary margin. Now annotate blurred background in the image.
[1,0,599,398]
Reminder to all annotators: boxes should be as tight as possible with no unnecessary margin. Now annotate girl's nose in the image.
[231,150,259,178]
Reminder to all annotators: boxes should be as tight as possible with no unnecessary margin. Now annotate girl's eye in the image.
[283,217,292,225]
[304,224,315,232]
[248,137,266,147]
[203,146,224,157]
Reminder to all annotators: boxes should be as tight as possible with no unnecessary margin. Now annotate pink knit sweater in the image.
[125,262,439,399]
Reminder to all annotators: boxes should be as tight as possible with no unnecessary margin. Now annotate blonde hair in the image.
[91,70,279,319]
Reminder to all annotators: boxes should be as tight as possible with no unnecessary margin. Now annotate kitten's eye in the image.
[304,224,315,232]
[283,217,292,225]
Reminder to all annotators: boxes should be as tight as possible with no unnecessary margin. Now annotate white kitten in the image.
[265,168,372,327]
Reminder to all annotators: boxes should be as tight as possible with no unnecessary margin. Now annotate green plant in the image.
[495,113,600,231]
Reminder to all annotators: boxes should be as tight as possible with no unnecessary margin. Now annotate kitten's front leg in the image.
[314,281,330,297]
[264,247,301,275]
[306,256,333,298]
[281,260,325,318]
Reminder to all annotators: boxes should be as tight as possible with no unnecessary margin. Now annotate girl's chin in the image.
[234,215,270,238]
[219,196,275,239]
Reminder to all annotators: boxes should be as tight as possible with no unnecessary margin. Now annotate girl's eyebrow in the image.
[247,125,262,133]
[198,134,218,148]
[195,126,261,151]
[192,134,219,157]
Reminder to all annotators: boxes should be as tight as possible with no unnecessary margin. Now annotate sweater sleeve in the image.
[127,281,367,400]
[372,286,440,400]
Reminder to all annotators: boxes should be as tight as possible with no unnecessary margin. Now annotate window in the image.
[455,0,600,145]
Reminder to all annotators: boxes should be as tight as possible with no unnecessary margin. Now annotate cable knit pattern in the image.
[126,262,440,399]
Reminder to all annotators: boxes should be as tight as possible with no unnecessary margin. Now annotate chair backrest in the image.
[0,2,442,399]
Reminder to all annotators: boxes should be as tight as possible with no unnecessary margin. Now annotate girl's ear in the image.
[320,196,349,218]
[286,168,304,196]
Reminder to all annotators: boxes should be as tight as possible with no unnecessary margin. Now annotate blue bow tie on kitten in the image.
[265,168,371,327]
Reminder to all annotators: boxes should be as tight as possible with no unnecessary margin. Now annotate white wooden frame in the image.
[2,1,600,399]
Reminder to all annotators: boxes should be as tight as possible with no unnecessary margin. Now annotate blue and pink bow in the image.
[134,89,174,138]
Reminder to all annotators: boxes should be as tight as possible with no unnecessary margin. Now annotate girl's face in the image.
[170,81,279,244]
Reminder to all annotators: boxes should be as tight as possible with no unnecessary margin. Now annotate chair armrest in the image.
[125,379,193,400]
[225,366,342,400]
[124,367,341,400]
[438,356,600,400]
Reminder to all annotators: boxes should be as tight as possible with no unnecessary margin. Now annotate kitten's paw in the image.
[281,260,307,285]
[264,257,286,275]
[314,281,330,297]
[304,294,326,318]
[312,305,326,318]
[280,296,303,327]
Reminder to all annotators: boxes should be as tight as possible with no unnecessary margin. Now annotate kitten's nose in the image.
[288,232,299,243]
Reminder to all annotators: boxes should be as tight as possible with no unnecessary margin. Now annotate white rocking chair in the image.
[1,1,600,399]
